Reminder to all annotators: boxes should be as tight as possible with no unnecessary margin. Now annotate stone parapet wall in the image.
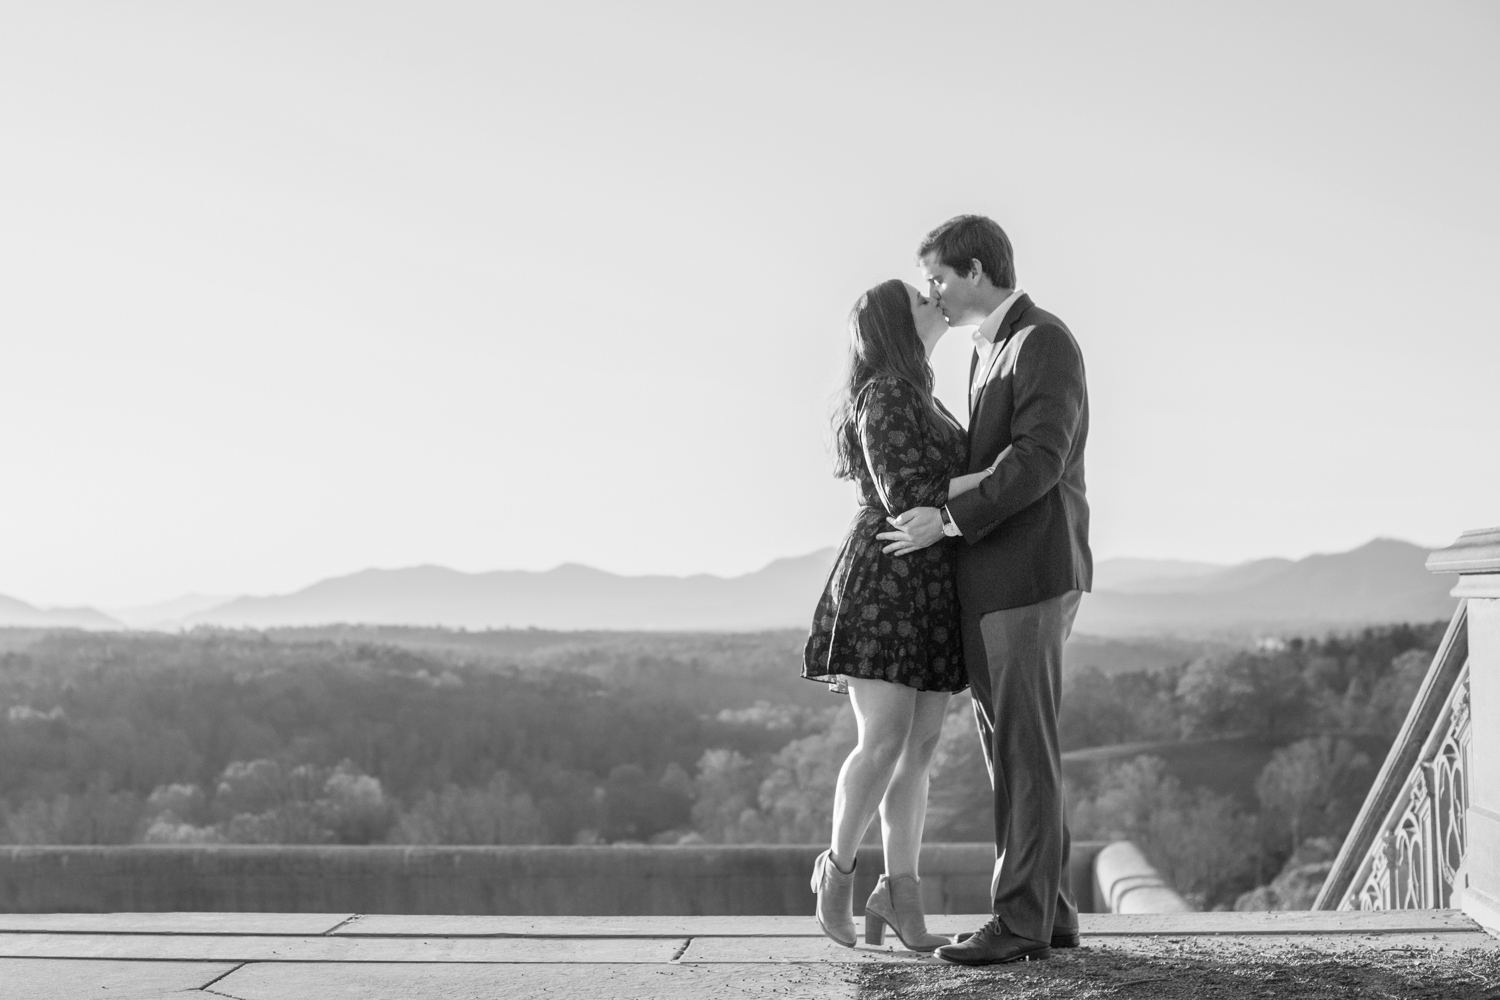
[0,842,1108,916]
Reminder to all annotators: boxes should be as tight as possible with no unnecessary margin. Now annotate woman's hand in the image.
[877,508,944,556]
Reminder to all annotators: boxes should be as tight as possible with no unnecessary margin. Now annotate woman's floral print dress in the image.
[803,376,968,693]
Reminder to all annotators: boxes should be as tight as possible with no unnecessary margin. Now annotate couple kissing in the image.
[803,213,1091,966]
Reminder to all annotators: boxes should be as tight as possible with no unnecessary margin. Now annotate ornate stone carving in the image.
[1340,667,1470,911]
[1356,833,1392,910]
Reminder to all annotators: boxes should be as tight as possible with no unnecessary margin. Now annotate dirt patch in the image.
[853,941,1500,999]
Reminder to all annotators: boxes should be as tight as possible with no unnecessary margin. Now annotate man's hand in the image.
[877,507,945,557]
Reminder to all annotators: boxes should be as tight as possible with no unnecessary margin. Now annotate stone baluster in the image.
[1429,526,1500,932]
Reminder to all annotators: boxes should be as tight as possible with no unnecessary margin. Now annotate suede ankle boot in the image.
[810,849,856,947]
[863,874,950,952]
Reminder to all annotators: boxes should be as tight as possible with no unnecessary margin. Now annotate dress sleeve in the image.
[855,378,950,516]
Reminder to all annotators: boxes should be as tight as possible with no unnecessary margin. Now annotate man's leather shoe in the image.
[935,916,1050,966]
[956,927,1078,948]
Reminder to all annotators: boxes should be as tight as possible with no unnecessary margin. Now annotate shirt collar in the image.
[972,288,1027,348]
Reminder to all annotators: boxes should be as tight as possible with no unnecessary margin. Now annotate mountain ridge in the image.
[1072,538,1454,636]
[0,593,122,630]
[180,550,839,632]
[0,538,1457,637]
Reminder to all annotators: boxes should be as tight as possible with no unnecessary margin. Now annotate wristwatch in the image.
[939,506,961,537]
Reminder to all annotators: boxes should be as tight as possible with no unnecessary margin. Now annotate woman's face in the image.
[905,282,949,346]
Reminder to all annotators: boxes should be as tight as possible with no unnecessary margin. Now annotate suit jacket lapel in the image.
[967,349,980,422]
[969,294,1034,422]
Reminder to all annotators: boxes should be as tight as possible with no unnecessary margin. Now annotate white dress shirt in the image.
[943,288,1027,537]
[969,287,1027,405]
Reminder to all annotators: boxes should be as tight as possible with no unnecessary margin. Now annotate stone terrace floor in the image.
[2,910,1497,1000]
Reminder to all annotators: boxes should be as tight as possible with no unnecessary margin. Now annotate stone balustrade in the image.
[0,839,1196,916]
[1093,840,1191,913]
[1316,524,1500,934]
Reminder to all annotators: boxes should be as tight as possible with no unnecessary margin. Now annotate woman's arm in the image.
[946,445,1012,500]
[946,470,989,500]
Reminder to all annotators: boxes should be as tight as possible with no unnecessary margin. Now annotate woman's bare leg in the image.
[830,678,916,870]
[878,690,951,878]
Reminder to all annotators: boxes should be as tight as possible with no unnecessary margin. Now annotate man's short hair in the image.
[917,215,1016,289]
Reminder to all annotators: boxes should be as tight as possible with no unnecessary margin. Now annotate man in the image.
[878,214,1091,965]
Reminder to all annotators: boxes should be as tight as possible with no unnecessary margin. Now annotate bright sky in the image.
[2,2,1496,608]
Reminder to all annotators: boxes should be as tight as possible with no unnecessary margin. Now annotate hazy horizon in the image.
[2,2,1496,607]
[10,534,1446,615]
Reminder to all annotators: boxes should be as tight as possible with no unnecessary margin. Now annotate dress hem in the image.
[799,670,967,695]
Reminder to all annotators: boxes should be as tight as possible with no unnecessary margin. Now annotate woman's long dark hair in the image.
[831,278,939,480]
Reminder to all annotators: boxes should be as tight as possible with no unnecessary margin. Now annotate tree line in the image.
[0,622,1445,909]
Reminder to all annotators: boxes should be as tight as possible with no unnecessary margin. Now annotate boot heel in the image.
[864,913,885,945]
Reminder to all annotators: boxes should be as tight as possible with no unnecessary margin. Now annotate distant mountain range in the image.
[0,593,122,630]
[0,538,1458,638]
[107,594,234,630]
[1072,538,1456,636]
[177,553,836,632]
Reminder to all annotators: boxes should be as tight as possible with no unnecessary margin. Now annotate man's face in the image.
[919,252,982,326]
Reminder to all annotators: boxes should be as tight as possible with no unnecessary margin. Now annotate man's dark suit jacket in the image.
[945,294,1092,616]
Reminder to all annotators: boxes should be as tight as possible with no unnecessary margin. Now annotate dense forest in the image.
[0,620,1446,909]
[1057,623,1441,907]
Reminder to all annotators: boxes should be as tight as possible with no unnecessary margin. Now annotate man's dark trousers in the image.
[944,293,1092,944]
[962,589,1081,943]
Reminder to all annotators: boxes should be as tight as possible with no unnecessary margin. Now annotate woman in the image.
[803,278,994,952]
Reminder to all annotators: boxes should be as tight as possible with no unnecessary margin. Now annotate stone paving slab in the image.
[210,961,859,1000]
[680,936,938,964]
[2,909,1464,940]
[335,913,984,937]
[0,912,353,935]
[1082,908,1484,935]
[671,931,1498,963]
[0,958,236,1000]
[325,909,1485,938]
[855,943,1500,1000]
[1091,932,1500,954]
[0,933,683,963]
[2,909,1494,1000]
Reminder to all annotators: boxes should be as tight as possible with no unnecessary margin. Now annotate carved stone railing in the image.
[1316,526,1500,931]
[1315,604,1469,910]
[1350,664,1469,911]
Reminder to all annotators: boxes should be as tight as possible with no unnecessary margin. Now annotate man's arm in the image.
[945,325,1085,543]
[877,455,1006,554]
